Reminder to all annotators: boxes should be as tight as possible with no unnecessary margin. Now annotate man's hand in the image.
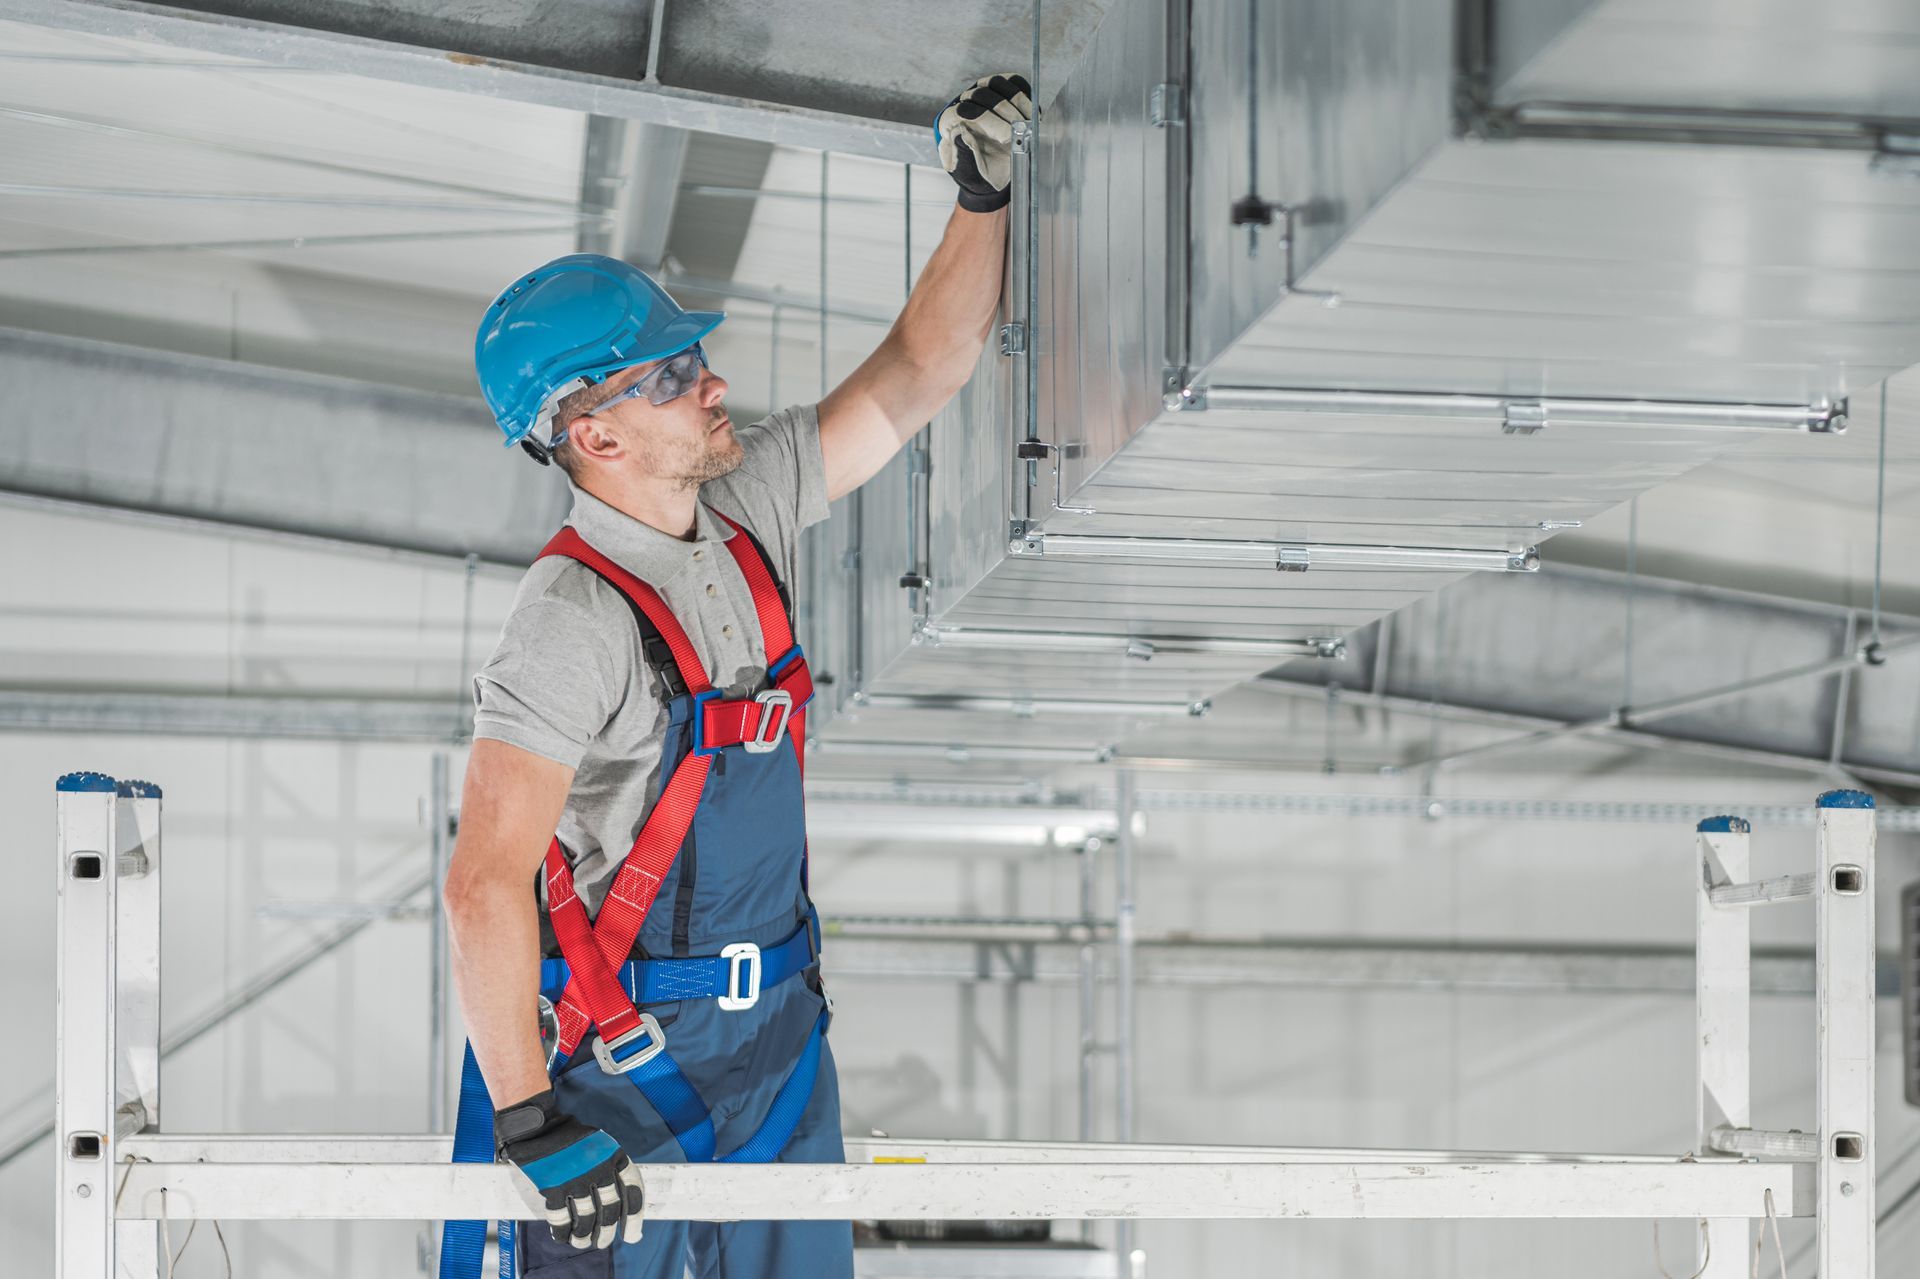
[497,1089,645,1250]
[936,74,1035,212]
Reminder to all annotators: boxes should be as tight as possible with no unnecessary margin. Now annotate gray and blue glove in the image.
[935,74,1035,212]
[496,1089,645,1250]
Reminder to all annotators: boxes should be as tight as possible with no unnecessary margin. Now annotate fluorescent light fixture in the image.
[805,739,1116,765]
[860,692,1212,718]
[1191,386,1845,433]
[916,626,1346,660]
[1012,534,1536,574]
[806,802,1117,849]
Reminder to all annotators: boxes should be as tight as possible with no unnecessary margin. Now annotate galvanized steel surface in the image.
[803,0,1910,747]
[1216,141,1920,404]
[1491,0,1920,119]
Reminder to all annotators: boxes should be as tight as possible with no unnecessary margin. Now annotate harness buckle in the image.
[718,942,763,1010]
[590,1011,667,1075]
[536,994,560,1070]
[743,689,793,754]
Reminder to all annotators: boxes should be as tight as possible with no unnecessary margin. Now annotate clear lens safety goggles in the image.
[589,344,709,415]
[523,344,711,465]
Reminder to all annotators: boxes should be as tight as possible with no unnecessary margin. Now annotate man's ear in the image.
[566,412,623,463]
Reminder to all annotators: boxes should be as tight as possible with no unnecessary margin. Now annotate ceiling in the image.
[1,8,1917,791]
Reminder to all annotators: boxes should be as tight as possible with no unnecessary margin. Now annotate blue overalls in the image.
[443,513,853,1279]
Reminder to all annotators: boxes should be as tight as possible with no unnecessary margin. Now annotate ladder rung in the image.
[1708,872,1817,907]
[1709,1125,1819,1161]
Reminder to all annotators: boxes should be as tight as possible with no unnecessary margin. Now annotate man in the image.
[442,75,1034,1278]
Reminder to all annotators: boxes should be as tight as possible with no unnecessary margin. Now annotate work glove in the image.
[496,1089,645,1250]
[935,74,1035,212]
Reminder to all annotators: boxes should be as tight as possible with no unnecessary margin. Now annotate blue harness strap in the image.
[442,918,827,1276]
[542,913,826,1165]
[537,912,820,1008]
[440,1044,502,1279]
[721,1008,830,1163]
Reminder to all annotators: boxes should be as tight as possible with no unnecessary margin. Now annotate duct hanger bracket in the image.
[999,322,1027,356]
[1276,546,1311,572]
[1014,440,1096,516]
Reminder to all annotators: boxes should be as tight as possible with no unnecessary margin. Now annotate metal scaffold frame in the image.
[52,774,1877,1276]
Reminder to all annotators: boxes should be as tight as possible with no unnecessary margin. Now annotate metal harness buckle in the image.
[590,1011,667,1075]
[718,942,763,1011]
[743,689,792,754]
[536,994,560,1071]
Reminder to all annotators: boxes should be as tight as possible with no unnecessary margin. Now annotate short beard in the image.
[677,432,745,491]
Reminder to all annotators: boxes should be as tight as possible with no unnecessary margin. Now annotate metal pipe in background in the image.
[427,751,453,1134]
[1113,769,1138,1276]
[1077,839,1100,1147]
[1402,631,1920,776]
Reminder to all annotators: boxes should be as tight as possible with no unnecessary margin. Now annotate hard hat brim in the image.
[501,309,727,449]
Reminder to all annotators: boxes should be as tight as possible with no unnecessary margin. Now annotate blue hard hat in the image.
[473,253,725,454]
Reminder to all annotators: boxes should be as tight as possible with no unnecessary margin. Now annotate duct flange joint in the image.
[999,322,1027,356]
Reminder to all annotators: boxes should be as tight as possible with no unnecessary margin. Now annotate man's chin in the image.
[693,438,746,486]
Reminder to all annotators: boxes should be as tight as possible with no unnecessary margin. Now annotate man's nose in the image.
[698,367,728,404]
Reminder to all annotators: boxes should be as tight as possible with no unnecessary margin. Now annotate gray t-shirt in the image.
[472,403,830,914]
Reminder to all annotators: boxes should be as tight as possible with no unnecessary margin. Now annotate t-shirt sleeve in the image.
[471,597,625,769]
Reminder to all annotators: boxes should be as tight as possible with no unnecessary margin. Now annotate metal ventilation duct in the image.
[801,0,1920,754]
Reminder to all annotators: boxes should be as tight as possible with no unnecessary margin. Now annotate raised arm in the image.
[817,75,1031,501]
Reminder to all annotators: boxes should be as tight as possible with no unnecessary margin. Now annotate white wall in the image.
[3,505,1917,1277]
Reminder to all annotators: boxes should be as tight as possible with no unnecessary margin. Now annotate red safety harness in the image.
[535,511,814,1064]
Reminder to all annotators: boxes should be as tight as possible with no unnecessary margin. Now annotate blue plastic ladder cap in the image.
[56,771,118,793]
[116,780,163,799]
[1816,789,1875,810]
[1697,815,1750,834]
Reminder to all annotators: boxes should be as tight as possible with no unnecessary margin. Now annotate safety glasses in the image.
[590,344,709,415]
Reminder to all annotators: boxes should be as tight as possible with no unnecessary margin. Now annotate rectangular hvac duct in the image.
[800,0,1918,755]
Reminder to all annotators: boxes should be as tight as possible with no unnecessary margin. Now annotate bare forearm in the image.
[446,865,551,1108]
[817,201,1012,498]
[889,204,1008,399]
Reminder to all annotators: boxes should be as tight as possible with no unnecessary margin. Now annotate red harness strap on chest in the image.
[535,527,718,1056]
[711,509,809,777]
[533,516,810,1058]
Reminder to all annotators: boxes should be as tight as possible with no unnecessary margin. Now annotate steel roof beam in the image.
[0,0,929,163]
